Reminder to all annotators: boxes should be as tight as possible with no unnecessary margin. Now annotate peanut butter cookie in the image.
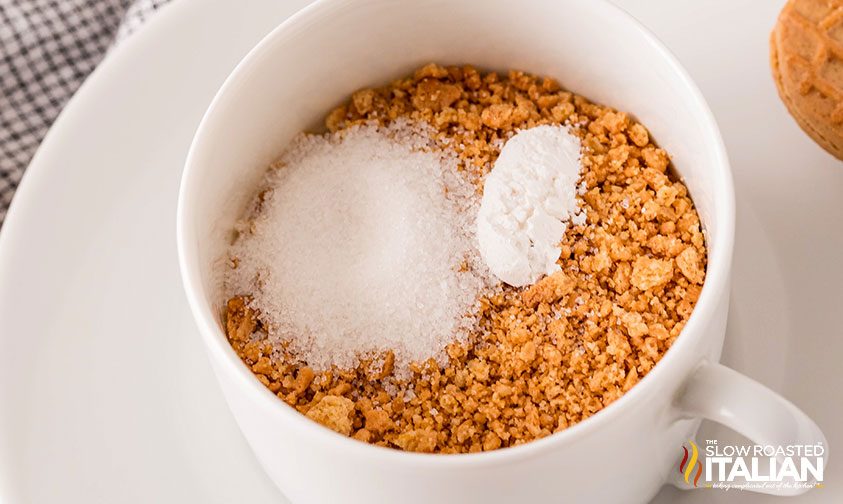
[771,0,843,159]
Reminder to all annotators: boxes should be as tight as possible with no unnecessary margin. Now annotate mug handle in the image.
[674,361,828,496]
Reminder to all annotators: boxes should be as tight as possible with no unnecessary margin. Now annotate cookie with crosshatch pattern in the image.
[771,0,843,159]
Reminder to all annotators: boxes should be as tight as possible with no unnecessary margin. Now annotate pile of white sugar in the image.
[477,125,585,287]
[225,121,489,374]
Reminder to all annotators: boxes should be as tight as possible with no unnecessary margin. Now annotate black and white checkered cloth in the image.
[0,0,170,225]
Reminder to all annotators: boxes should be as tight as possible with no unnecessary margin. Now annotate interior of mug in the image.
[181,0,730,381]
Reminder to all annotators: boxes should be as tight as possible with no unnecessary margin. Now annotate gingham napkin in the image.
[0,0,170,226]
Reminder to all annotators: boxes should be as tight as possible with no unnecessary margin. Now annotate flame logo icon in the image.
[679,440,703,487]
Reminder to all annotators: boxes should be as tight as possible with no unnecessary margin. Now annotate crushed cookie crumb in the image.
[631,256,674,291]
[305,395,355,436]
[224,64,707,453]
[522,270,576,307]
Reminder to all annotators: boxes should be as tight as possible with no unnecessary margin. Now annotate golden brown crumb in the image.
[412,80,461,112]
[676,246,705,284]
[351,89,376,115]
[225,297,255,343]
[305,395,355,436]
[394,429,438,453]
[522,270,576,307]
[224,64,707,453]
[631,256,674,291]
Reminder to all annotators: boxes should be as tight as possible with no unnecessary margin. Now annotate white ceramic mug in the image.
[177,0,828,502]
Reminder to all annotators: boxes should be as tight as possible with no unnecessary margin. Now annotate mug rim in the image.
[177,0,735,468]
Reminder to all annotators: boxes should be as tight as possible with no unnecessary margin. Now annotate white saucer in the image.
[0,0,838,502]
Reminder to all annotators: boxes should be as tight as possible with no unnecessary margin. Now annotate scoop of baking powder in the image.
[477,125,584,287]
